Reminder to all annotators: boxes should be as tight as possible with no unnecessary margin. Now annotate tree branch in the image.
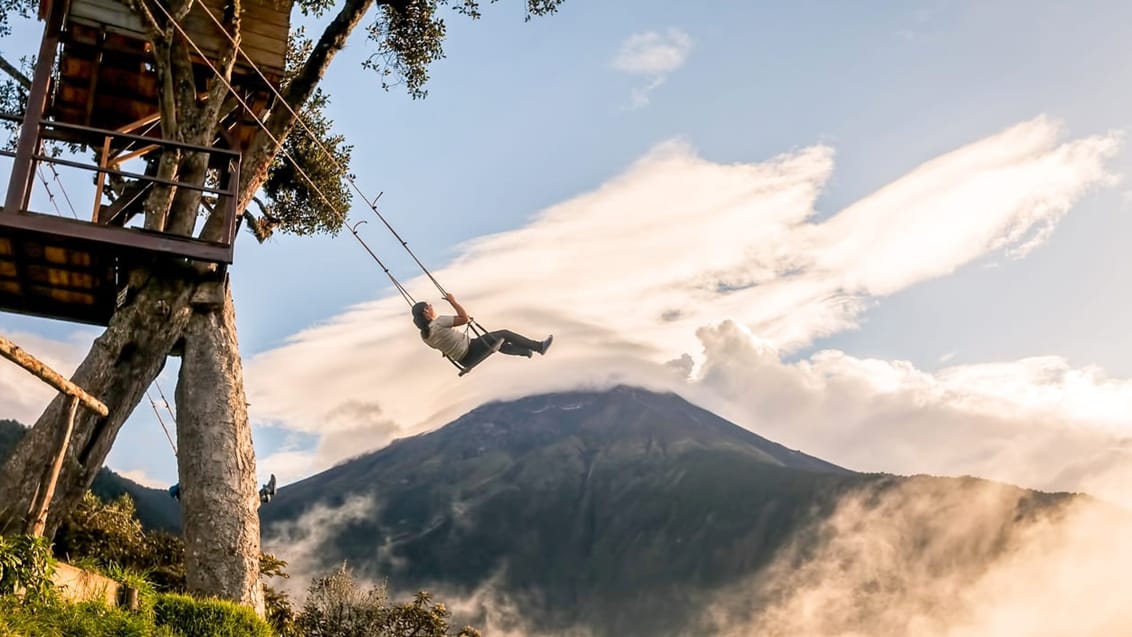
[125,0,164,36]
[237,0,394,208]
[0,54,30,90]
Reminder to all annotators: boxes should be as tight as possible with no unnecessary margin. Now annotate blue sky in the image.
[3,0,1132,503]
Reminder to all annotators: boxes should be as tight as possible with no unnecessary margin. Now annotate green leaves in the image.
[363,0,568,99]
[154,593,275,637]
[0,534,55,600]
[52,492,187,592]
[260,87,355,238]
[0,0,35,40]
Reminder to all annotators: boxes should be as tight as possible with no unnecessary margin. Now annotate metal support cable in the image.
[46,163,79,219]
[150,0,417,305]
[145,388,178,456]
[195,1,449,298]
[35,166,70,218]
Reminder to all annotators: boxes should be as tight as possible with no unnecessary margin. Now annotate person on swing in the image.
[411,294,552,365]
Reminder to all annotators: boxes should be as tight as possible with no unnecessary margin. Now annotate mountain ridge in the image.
[261,387,881,635]
[3,388,1085,636]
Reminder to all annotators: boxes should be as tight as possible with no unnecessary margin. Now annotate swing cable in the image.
[149,0,418,306]
[192,1,449,298]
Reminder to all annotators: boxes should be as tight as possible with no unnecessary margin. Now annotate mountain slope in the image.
[263,387,883,634]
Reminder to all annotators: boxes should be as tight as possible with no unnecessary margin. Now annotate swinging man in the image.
[411,294,552,370]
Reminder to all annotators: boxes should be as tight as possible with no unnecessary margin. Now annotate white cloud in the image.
[116,468,167,489]
[700,480,1132,636]
[689,321,1132,507]
[611,28,692,108]
[262,494,378,599]
[612,29,692,75]
[244,116,1123,485]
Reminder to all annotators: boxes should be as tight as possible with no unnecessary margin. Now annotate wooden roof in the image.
[45,0,290,150]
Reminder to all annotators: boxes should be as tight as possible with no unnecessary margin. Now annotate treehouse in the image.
[0,0,292,325]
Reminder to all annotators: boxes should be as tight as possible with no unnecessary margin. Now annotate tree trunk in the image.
[0,269,196,536]
[176,279,264,614]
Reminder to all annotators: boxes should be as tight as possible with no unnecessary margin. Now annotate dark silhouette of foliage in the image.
[364,0,567,99]
[296,565,480,637]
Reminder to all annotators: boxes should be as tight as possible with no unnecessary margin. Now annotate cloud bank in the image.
[700,478,1132,637]
[242,116,1122,489]
[687,321,1132,507]
[0,329,90,424]
[3,116,1125,510]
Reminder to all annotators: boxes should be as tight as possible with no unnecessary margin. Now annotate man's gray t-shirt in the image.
[424,315,469,360]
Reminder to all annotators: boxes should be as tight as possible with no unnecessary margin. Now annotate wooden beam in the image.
[27,395,78,537]
[0,334,109,416]
[0,212,234,263]
[82,29,106,127]
[3,0,64,214]
[116,112,160,135]
[92,136,111,221]
[109,143,160,166]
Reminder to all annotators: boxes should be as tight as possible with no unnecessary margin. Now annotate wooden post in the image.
[119,585,140,611]
[0,335,108,416]
[3,0,63,214]
[27,395,78,537]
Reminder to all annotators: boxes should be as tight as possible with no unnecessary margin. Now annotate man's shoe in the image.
[540,335,554,355]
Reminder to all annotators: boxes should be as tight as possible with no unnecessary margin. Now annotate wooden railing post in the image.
[27,395,79,537]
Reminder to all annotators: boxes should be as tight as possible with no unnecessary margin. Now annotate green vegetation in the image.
[0,534,53,599]
[156,593,275,637]
[0,484,479,636]
[54,492,186,591]
[0,596,166,637]
[290,566,479,637]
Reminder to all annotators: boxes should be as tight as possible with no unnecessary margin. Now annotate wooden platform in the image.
[0,217,120,325]
[0,119,240,325]
[0,0,290,325]
[0,210,235,325]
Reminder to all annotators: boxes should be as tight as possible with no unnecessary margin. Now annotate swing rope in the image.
[150,0,419,306]
[145,386,178,457]
[151,4,500,373]
[349,219,415,306]
[192,0,449,299]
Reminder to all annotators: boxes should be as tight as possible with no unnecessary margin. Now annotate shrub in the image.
[297,565,480,637]
[154,592,274,637]
[0,534,55,600]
